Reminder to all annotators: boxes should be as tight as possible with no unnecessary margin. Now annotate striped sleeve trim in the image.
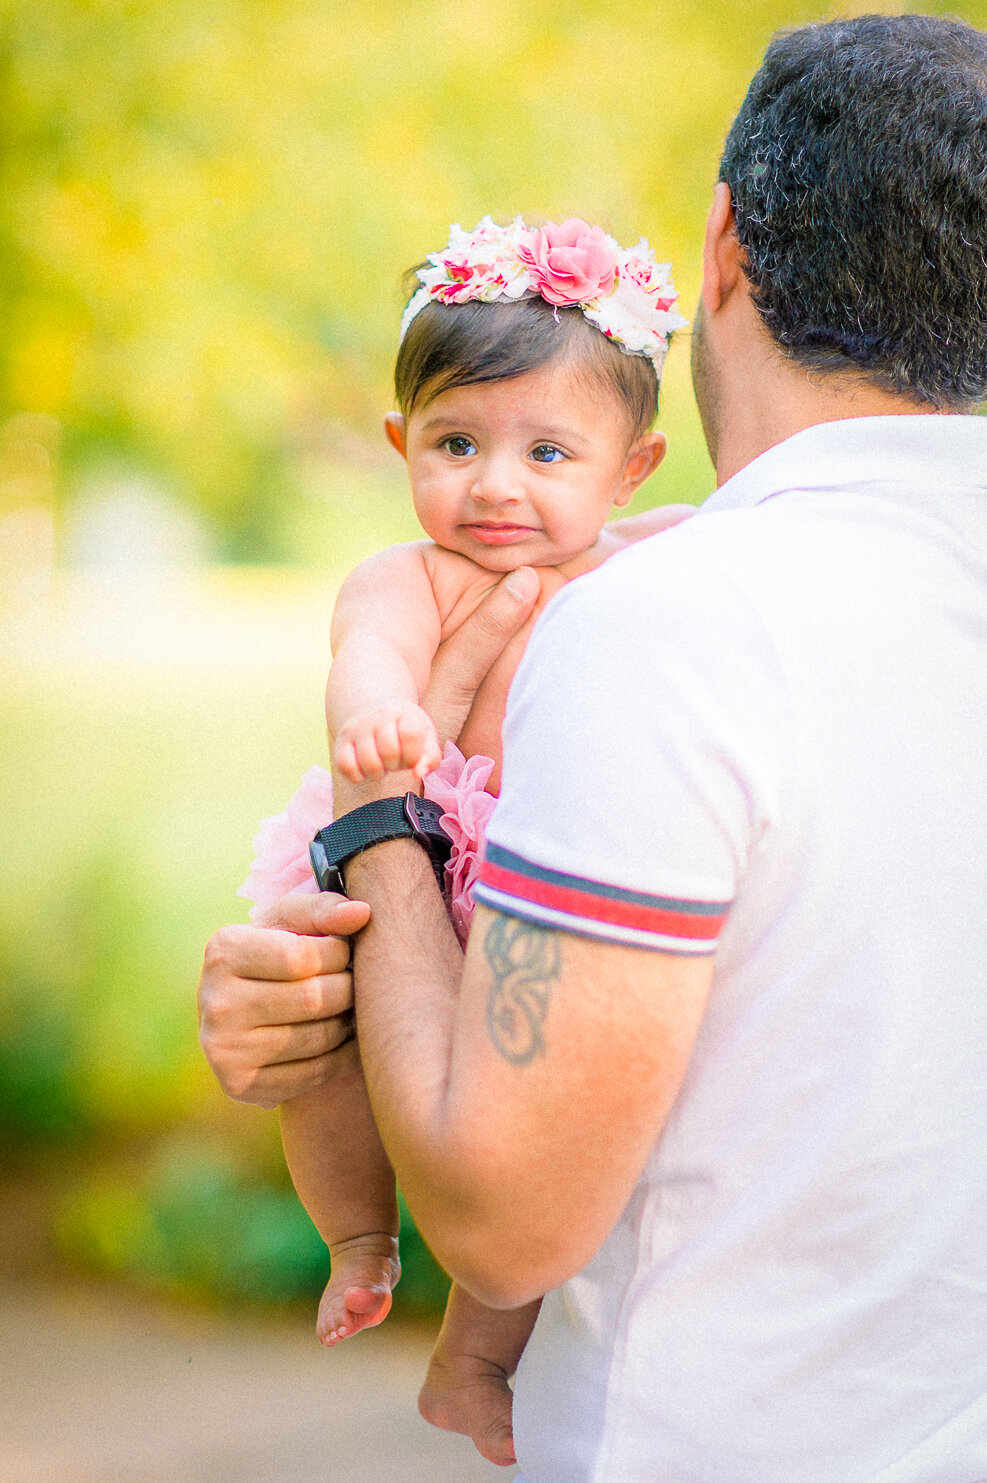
[474,843,732,954]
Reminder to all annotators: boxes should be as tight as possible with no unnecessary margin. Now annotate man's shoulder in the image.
[528,512,785,696]
[554,503,778,613]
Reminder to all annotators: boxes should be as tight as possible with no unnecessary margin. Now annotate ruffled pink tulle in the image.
[237,744,494,946]
[237,766,335,921]
[422,743,495,947]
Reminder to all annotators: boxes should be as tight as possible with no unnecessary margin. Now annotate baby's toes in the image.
[316,1282,353,1346]
[319,1285,392,1346]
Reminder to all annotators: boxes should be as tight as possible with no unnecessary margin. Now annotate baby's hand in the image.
[334,704,443,783]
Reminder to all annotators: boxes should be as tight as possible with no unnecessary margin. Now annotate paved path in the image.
[0,1279,518,1483]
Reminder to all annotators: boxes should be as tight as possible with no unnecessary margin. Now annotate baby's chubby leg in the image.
[280,1070,400,1345]
[419,1284,542,1467]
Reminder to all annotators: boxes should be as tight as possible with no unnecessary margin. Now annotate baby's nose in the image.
[469,459,524,504]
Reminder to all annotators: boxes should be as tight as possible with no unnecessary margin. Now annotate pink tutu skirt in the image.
[238,744,495,948]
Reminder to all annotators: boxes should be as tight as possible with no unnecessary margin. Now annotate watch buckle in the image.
[403,791,432,841]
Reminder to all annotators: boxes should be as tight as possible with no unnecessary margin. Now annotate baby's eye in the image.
[530,444,566,464]
[442,435,477,458]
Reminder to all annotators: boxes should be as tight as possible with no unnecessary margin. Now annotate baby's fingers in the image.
[396,712,441,779]
[412,739,443,782]
[334,737,366,784]
[373,717,404,771]
[353,731,387,779]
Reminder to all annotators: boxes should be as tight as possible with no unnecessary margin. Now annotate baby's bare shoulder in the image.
[337,539,432,593]
[346,541,513,636]
[331,540,440,644]
[607,504,699,548]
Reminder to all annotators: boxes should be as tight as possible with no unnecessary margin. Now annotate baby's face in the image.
[395,363,655,572]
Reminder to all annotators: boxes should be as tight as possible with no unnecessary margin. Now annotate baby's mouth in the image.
[461,521,539,545]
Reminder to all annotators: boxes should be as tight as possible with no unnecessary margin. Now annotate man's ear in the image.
[383,411,407,458]
[614,431,668,506]
[700,181,744,315]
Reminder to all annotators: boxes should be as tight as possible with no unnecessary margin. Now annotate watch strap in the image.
[309,793,451,896]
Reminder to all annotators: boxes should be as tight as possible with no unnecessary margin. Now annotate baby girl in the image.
[242,215,691,1464]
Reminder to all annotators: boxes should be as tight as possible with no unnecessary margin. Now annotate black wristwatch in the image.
[309,793,452,897]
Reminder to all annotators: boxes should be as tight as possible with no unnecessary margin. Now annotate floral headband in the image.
[400,216,688,370]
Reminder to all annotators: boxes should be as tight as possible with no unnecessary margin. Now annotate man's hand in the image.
[197,893,370,1109]
[422,566,541,745]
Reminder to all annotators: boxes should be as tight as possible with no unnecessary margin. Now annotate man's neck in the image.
[711,328,948,487]
[715,375,946,487]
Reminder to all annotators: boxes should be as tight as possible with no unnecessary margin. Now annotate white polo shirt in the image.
[475,415,987,1483]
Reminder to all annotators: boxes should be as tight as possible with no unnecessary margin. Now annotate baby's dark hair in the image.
[394,292,661,441]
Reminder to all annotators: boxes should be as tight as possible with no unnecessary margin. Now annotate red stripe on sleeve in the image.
[478,859,727,941]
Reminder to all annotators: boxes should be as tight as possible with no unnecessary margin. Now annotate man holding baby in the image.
[198,15,987,1481]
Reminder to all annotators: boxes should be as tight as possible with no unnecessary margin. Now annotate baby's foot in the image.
[317,1233,400,1347]
[418,1347,516,1467]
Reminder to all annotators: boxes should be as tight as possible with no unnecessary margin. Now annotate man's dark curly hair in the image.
[719,13,987,408]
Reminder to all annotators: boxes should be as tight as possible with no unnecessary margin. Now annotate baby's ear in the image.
[383,412,407,458]
[615,431,667,506]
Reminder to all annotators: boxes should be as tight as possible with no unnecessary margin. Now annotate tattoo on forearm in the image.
[484,915,561,1065]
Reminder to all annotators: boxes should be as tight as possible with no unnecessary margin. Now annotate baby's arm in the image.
[281,1072,401,1345]
[328,543,445,782]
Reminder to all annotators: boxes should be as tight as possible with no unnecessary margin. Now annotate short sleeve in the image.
[474,533,793,953]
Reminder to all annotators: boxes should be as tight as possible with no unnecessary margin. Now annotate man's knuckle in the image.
[282,936,315,980]
[473,606,503,640]
[202,927,238,972]
[223,1066,254,1100]
[296,976,326,1020]
[203,986,241,1028]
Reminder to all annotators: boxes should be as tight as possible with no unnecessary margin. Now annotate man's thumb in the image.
[503,565,541,603]
[258,890,370,937]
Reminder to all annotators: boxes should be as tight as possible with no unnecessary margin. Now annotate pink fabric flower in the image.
[516,218,618,306]
[237,765,335,920]
[423,742,496,948]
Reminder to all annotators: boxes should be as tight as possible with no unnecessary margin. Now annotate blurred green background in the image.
[2,0,983,1318]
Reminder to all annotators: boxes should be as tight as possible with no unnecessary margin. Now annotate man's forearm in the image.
[345,834,564,1307]
[344,834,475,1250]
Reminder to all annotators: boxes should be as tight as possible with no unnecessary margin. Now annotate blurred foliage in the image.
[53,1139,449,1313]
[3,0,987,1312]
[54,1141,333,1306]
[6,0,983,558]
